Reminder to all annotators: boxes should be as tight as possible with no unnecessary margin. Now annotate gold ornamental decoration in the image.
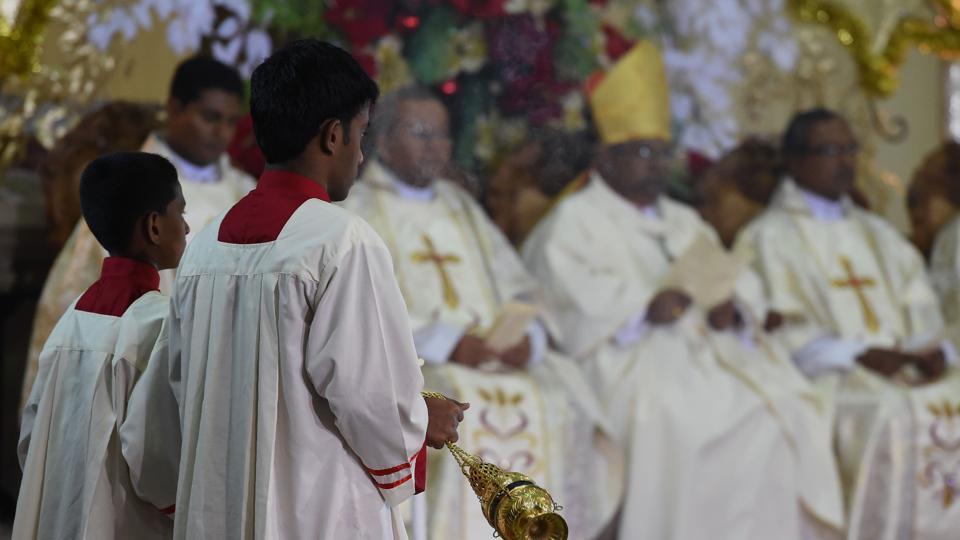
[788,0,960,97]
[0,0,58,84]
[422,391,568,540]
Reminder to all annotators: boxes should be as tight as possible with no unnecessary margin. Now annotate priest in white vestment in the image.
[155,41,466,540]
[342,86,623,540]
[736,108,960,540]
[522,42,845,540]
[20,56,254,413]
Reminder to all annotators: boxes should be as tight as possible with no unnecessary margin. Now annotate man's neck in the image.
[265,163,330,191]
[795,183,847,222]
[159,136,221,183]
[379,162,435,200]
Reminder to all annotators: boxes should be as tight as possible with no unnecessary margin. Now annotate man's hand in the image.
[856,348,910,378]
[424,397,470,449]
[763,311,785,332]
[912,349,948,382]
[450,335,495,367]
[497,337,532,369]
[707,299,739,331]
[646,289,692,325]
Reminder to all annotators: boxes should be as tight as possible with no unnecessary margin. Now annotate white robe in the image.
[19,133,255,413]
[342,162,623,540]
[114,292,180,516]
[736,178,960,540]
[15,295,172,539]
[523,174,845,539]
[168,193,428,539]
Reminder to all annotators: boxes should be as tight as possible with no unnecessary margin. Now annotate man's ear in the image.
[144,211,163,247]
[166,97,184,119]
[318,118,341,156]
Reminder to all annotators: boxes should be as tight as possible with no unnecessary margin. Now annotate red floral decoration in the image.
[326,0,395,48]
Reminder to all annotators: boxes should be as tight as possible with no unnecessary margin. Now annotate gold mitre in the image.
[587,41,671,145]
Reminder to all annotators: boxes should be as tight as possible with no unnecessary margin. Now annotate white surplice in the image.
[114,292,180,516]
[168,186,428,539]
[15,295,173,539]
[19,133,255,413]
[736,178,960,540]
[342,161,623,540]
[523,174,845,539]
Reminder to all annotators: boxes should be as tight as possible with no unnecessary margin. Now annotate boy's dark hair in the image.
[250,39,379,164]
[80,152,180,254]
[782,108,845,155]
[169,56,244,106]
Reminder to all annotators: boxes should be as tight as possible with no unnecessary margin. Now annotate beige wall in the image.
[871,50,946,232]
[39,15,188,105]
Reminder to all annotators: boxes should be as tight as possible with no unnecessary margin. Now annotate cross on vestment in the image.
[830,256,881,333]
[411,234,462,309]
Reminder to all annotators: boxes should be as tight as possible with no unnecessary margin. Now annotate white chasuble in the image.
[736,178,960,540]
[19,132,254,413]
[523,174,844,539]
[342,161,622,540]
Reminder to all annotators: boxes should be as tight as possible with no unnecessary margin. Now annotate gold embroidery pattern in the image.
[830,256,880,333]
[471,387,542,477]
[411,234,462,309]
[919,400,960,509]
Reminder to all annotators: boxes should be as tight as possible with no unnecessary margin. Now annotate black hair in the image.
[531,127,595,197]
[782,108,846,155]
[250,39,379,164]
[80,151,180,254]
[169,55,244,106]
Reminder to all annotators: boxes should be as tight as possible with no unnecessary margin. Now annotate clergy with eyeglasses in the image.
[736,108,960,540]
[523,43,845,540]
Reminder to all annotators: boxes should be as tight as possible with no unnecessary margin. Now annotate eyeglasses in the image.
[799,143,860,157]
[405,123,451,144]
[611,142,674,161]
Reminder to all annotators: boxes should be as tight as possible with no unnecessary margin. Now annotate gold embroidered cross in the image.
[411,234,461,309]
[830,256,880,333]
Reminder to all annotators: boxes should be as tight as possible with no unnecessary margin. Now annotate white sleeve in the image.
[305,238,429,507]
[118,328,181,514]
[414,321,467,365]
[792,335,869,378]
[614,311,649,348]
[17,353,53,468]
[526,320,547,365]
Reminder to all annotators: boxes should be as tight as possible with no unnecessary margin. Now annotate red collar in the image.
[75,256,161,317]
[100,256,160,290]
[258,170,331,202]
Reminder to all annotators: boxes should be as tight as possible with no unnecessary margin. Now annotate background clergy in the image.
[20,56,255,414]
[736,108,960,540]
[342,85,623,540]
[522,42,844,540]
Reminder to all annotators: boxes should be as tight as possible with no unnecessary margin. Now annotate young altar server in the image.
[16,151,188,539]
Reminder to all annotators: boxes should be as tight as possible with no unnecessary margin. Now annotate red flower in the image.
[449,0,507,19]
[326,0,395,49]
[355,51,378,79]
[603,25,633,61]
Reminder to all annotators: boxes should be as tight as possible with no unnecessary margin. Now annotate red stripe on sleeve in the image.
[375,474,413,490]
[365,462,412,476]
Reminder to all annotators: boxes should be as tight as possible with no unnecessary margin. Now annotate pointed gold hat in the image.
[587,41,671,145]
